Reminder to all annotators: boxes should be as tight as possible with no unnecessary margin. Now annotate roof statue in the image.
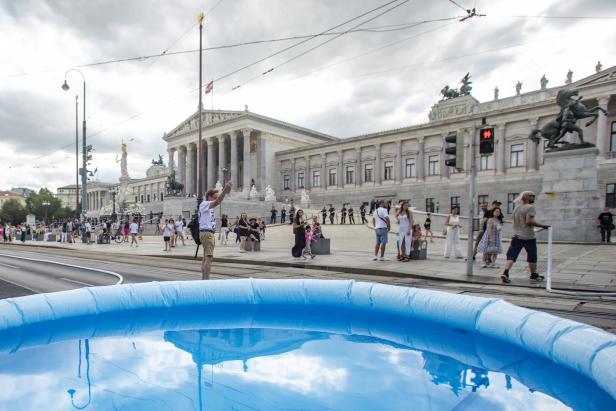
[440,73,472,100]
[151,154,164,166]
[529,88,609,151]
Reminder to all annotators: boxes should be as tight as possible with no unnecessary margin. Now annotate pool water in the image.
[0,307,613,411]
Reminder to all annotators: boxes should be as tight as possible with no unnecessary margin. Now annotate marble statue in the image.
[515,81,522,96]
[493,86,499,100]
[540,75,548,90]
[120,143,129,180]
[300,189,310,208]
[565,69,573,84]
[249,185,258,200]
[215,180,223,191]
[99,142,145,216]
[529,88,609,150]
[596,61,602,73]
[264,185,276,202]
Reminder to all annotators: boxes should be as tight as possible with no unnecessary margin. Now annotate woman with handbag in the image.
[443,206,464,258]
[478,208,504,267]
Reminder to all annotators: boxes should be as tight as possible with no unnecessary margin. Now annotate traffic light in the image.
[479,127,495,154]
[444,131,465,171]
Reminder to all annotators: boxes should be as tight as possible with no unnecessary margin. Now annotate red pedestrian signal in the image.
[479,127,494,154]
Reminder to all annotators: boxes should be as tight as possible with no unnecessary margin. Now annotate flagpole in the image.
[197,12,204,204]
[211,79,214,110]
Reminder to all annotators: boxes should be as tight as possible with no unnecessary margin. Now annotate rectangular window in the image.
[405,159,416,178]
[428,155,440,176]
[450,196,461,213]
[140,195,144,203]
[328,168,337,186]
[611,121,616,153]
[425,198,435,213]
[312,170,320,188]
[510,144,525,168]
[297,172,305,189]
[507,193,518,214]
[478,194,489,212]
[147,194,150,203]
[383,161,393,181]
[607,183,615,208]
[283,175,290,190]
[160,193,164,202]
[153,194,157,201]
[346,166,355,185]
[479,154,494,171]
[135,196,138,203]
[364,164,373,182]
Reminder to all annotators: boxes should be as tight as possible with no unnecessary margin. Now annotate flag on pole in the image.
[205,81,213,95]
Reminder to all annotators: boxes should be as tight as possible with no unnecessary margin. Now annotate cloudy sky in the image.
[0,0,614,192]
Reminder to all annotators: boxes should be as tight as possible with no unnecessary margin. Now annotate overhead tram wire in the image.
[447,0,469,13]
[228,0,411,91]
[210,0,406,86]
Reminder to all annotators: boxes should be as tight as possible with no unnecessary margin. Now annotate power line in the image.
[229,0,411,90]
[447,0,469,13]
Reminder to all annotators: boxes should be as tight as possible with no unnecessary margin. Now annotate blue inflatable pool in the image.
[0,279,614,410]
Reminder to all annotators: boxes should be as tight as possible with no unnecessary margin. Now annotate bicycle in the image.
[113,229,127,244]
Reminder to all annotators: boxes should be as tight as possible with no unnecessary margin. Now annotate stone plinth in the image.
[536,147,602,241]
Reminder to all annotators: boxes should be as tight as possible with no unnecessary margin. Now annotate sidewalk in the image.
[3,224,615,291]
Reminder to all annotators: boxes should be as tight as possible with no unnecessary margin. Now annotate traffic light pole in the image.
[465,126,477,276]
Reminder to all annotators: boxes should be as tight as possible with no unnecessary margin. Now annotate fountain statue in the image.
[99,142,144,217]
[215,180,223,191]
[300,189,310,208]
[249,185,259,200]
[264,185,276,202]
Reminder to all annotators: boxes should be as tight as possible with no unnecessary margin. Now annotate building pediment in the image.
[571,65,616,88]
[428,95,479,122]
[164,110,244,140]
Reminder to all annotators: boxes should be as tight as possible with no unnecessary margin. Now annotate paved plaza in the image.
[7,223,615,292]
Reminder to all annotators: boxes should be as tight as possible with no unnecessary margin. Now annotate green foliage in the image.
[27,188,63,220]
[0,199,27,225]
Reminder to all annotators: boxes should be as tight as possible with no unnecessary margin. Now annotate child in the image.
[411,224,422,251]
[303,225,315,259]
[423,214,433,242]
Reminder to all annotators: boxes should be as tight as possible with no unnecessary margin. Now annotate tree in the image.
[27,188,62,221]
[0,199,27,225]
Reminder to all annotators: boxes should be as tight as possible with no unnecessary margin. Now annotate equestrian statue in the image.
[529,88,609,151]
[441,73,473,100]
[166,171,184,196]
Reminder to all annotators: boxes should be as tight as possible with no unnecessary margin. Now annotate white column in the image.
[417,139,425,181]
[178,146,186,191]
[356,147,362,186]
[528,118,538,172]
[337,150,343,188]
[218,136,226,183]
[305,155,311,190]
[242,129,252,192]
[395,140,402,183]
[596,96,611,158]
[167,148,176,176]
[496,123,506,175]
[374,144,381,184]
[321,154,326,189]
[291,158,296,191]
[206,138,215,189]
[186,144,194,195]
[230,132,239,189]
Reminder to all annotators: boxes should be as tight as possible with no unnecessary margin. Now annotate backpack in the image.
[187,216,201,245]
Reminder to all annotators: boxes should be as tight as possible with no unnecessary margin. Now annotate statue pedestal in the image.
[535,147,602,241]
[26,214,36,226]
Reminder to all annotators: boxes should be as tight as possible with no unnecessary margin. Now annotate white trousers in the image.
[61,232,68,243]
[398,231,411,255]
[220,227,229,244]
[444,227,464,258]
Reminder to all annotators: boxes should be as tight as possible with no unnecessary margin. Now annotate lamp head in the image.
[61,80,70,91]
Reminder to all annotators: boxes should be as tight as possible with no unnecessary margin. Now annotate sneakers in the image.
[529,273,545,282]
[372,256,378,261]
[500,272,511,284]
[378,256,386,261]
[481,263,488,268]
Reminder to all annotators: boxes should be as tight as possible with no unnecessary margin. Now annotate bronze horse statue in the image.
[166,171,184,195]
[529,89,609,149]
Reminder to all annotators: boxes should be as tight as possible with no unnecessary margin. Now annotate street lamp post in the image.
[42,201,50,226]
[75,95,80,218]
[62,69,87,222]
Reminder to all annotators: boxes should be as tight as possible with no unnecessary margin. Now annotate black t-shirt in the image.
[329,208,335,215]
[482,209,493,231]
[598,212,613,226]
[221,218,228,227]
[348,208,354,215]
[250,222,260,238]
[424,217,431,229]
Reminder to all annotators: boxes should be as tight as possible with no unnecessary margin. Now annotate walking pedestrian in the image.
[129,218,139,247]
[597,207,614,243]
[280,207,287,224]
[175,217,186,246]
[501,191,550,284]
[321,207,327,225]
[270,207,277,224]
[291,209,307,259]
[289,205,296,225]
[237,213,250,252]
[348,206,355,224]
[123,220,130,242]
[360,204,367,224]
[220,214,229,245]
[61,221,68,243]
[199,182,232,280]
[303,225,315,259]
[478,208,503,268]
[340,205,347,224]
[162,219,173,251]
[328,205,335,225]
[443,206,464,258]
[372,200,390,261]
[396,202,412,261]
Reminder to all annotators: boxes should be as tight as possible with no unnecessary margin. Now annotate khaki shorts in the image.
[200,231,216,257]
